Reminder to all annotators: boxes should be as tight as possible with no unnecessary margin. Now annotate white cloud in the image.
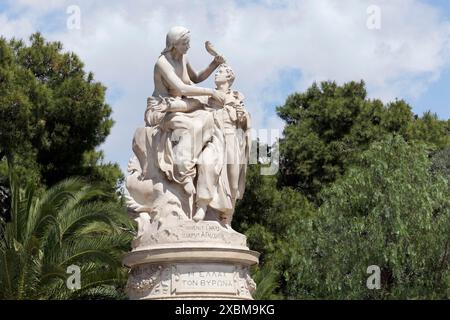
[0,12,35,39]
[1,0,449,173]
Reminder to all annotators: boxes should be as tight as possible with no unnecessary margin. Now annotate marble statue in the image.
[124,26,258,300]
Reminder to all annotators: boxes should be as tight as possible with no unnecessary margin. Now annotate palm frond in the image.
[0,171,131,300]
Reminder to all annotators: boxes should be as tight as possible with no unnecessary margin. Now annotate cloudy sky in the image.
[1,0,450,174]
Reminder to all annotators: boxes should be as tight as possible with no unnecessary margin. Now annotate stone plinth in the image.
[123,221,259,300]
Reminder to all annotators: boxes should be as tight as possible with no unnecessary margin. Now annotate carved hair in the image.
[161,26,190,55]
[219,64,235,86]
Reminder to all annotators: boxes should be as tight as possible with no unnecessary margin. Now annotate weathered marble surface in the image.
[124,246,258,300]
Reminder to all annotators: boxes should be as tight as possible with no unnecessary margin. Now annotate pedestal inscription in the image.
[139,221,248,249]
[181,224,222,240]
[125,247,258,300]
[173,264,236,294]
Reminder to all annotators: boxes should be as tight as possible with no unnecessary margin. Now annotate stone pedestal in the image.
[123,221,259,300]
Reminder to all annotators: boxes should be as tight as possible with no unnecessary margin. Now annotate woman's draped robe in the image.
[142,94,250,223]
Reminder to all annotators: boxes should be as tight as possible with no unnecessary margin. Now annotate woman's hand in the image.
[213,55,226,66]
[148,97,168,113]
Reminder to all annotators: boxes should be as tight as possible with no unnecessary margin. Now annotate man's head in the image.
[215,64,235,87]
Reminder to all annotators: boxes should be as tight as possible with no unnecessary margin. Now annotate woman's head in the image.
[162,26,190,55]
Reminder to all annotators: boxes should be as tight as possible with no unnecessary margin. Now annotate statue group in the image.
[124,26,258,300]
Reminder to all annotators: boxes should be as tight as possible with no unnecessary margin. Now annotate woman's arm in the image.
[157,59,226,104]
[157,59,214,97]
[187,56,225,84]
[166,97,202,112]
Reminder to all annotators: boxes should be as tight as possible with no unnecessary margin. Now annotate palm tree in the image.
[252,263,282,300]
[0,171,133,299]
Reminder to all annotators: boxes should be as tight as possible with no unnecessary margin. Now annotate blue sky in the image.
[410,0,450,119]
[413,68,450,119]
[1,0,449,173]
[423,0,450,16]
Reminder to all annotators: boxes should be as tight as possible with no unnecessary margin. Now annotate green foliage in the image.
[238,81,450,299]
[0,170,133,299]
[252,263,282,300]
[276,81,450,203]
[0,177,10,222]
[0,33,121,189]
[233,162,317,298]
[0,37,39,188]
[289,135,450,299]
[431,147,450,180]
[410,112,450,150]
[80,150,124,192]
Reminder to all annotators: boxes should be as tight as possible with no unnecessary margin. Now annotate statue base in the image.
[123,222,259,300]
